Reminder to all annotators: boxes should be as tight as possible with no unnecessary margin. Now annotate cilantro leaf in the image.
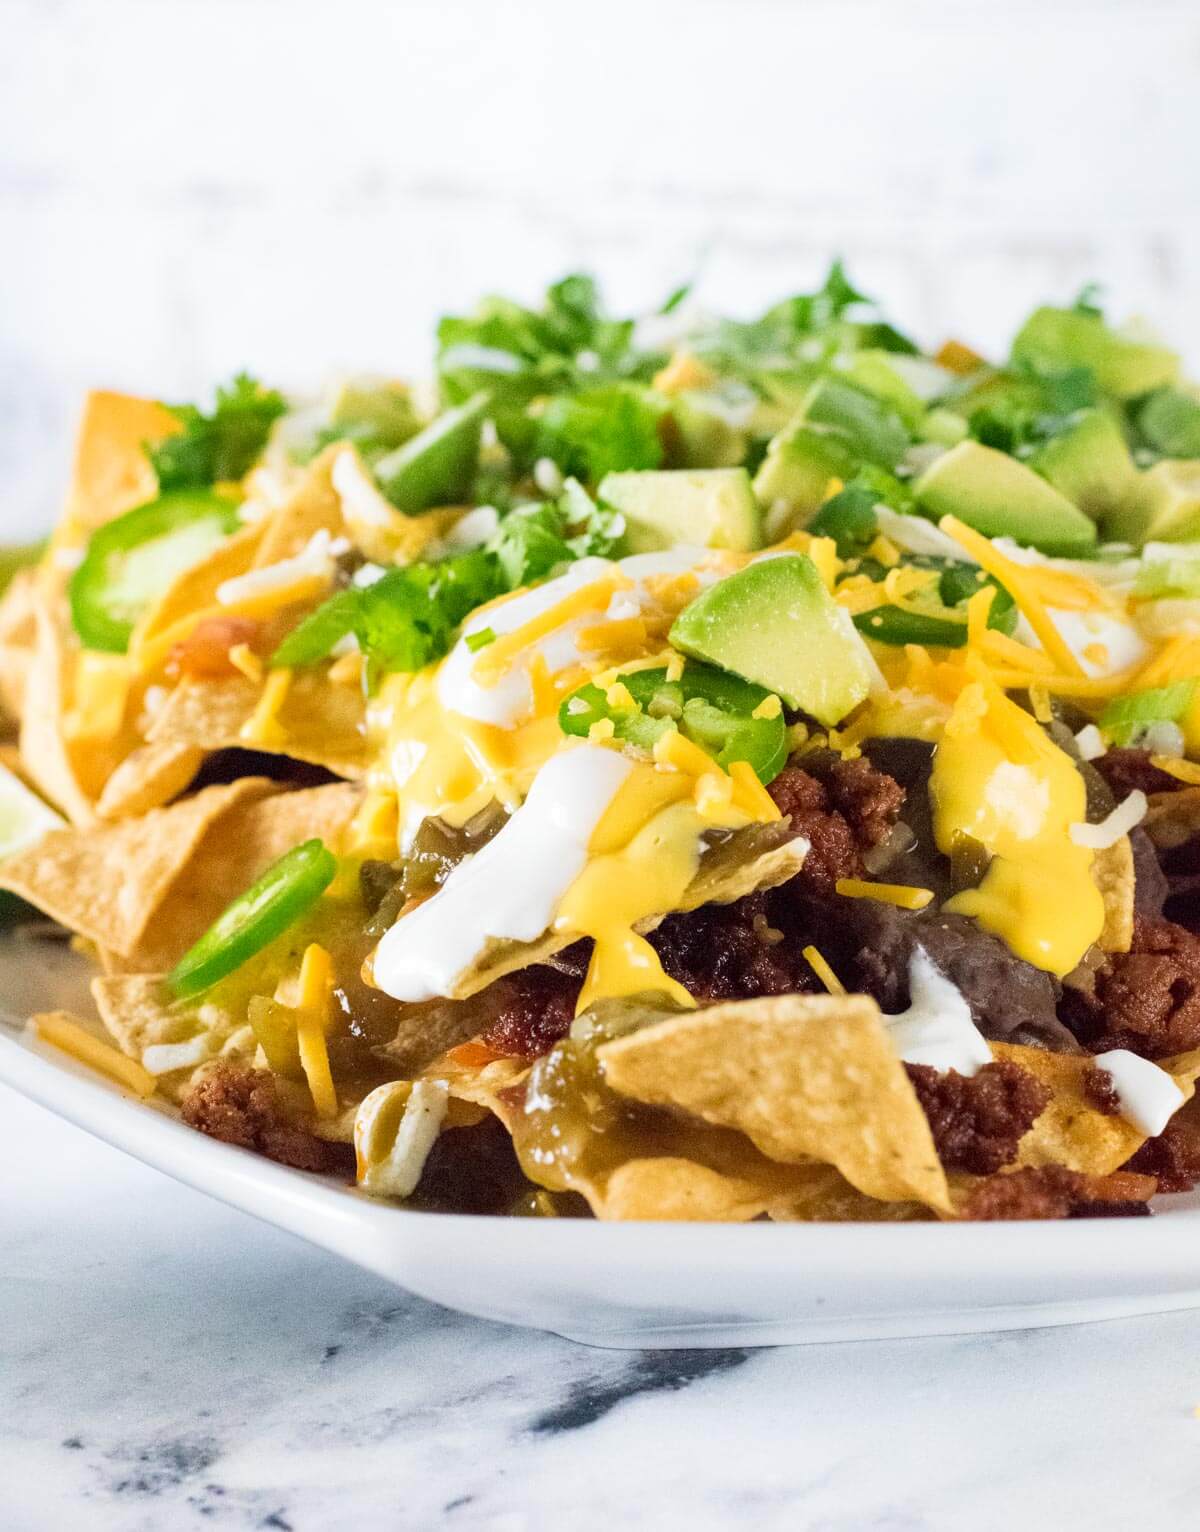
[536,384,664,482]
[148,373,286,490]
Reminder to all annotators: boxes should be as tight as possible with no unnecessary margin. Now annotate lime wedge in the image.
[0,761,64,858]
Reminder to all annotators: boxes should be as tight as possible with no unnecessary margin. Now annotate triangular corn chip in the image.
[0,778,273,957]
[1093,833,1135,954]
[92,975,254,1099]
[994,1040,1200,1175]
[60,390,178,539]
[597,994,952,1212]
[147,673,367,780]
[95,740,205,820]
[252,447,346,569]
[119,781,361,973]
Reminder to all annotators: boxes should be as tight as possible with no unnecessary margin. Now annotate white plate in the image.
[5,939,1200,1349]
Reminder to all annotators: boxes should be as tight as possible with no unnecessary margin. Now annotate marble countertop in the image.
[5,1085,1200,1532]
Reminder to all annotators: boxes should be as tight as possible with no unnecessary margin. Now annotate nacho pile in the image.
[12,269,1200,1221]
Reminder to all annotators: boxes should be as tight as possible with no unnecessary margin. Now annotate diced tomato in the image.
[166,616,260,679]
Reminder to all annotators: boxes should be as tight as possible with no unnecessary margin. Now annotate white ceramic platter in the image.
[4,934,1200,1349]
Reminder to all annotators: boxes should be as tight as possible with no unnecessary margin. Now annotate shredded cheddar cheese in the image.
[835,878,935,911]
[803,946,846,995]
[34,1013,156,1098]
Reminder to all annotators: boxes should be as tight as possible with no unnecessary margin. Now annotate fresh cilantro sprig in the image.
[271,479,626,681]
[147,373,286,490]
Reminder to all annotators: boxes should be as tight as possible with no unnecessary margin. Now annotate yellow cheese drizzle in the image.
[930,678,1103,975]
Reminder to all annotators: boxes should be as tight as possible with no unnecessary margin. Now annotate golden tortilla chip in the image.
[0,778,274,958]
[597,994,952,1212]
[422,828,808,1003]
[0,569,38,720]
[120,781,360,972]
[1144,787,1200,850]
[252,447,346,569]
[595,1153,843,1222]
[994,1041,1200,1175]
[92,975,254,1099]
[95,741,205,820]
[147,673,366,780]
[1093,834,1135,954]
[18,596,105,824]
[59,390,179,540]
[131,519,267,656]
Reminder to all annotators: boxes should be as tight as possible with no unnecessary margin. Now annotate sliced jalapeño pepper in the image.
[69,490,242,653]
[167,839,338,998]
[852,561,1017,648]
[559,659,787,784]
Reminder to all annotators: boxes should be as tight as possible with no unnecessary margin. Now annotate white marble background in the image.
[5,4,1200,1526]
[2,0,1199,537]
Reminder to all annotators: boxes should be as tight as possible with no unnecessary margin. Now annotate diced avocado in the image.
[840,352,927,428]
[1011,307,1179,399]
[1028,409,1138,523]
[802,378,909,468]
[328,377,419,449]
[598,468,762,553]
[664,392,747,469]
[669,554,874,726]
[1137,388,1200,459]
[752,422,855,526]
[374,392,490,513]
[913,440,1097,554]
[1105,460,1200,545]
[918,408,969,446]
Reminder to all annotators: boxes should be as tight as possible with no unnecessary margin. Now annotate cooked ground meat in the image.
[907,1060,1050,1174]
[181,1062,353,1174]
[480,964,580,1059]
[1061,916,1200,1058]
[1125,1111,1200,1194]
[959,1166,1153,1221]
[651,891,820,1003]
[1081,1064,1122,1115]
[767,765,865,892]
[1092,748,1184,799]
[815,754,907,850]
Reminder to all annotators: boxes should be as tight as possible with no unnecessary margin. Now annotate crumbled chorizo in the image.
[907,1060,1050,1174]
[1062,916,1200,1059]
[1092,748,1184,799]
[1125,1110,1200,1194]
[181,1062,352,1174]
[959,1166,1154,1221]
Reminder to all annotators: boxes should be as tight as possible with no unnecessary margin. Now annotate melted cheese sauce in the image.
[931,679,1103,976]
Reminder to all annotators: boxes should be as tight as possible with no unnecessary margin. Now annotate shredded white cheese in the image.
[141,1035,214,1076]
[1074,724,1105,761]
[1069,790,1148,850]
[216,530,337,607]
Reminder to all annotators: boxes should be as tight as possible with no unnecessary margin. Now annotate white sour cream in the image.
[884,947,992,1077]
[1091,1049,1185,1137]
[372,746,633,1002]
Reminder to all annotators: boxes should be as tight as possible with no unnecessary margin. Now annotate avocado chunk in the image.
[1105,459,1200,545]
[1137,388,1200,459]
[598,468,762,553]
[1028,409,1138,524]
[913,441,1097,554]
[669,554,874,726]
[752,422,856,526]
[664,391,748,469]
[328,377,419,450]
[802,377,910,468]
[1011,307,1179,399]
[375,392,489,513]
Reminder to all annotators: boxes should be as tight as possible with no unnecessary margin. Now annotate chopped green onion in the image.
[1100,681,1198,748]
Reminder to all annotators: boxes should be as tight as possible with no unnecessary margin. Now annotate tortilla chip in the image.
[252,447,346,569]
[1093,834,1135,954]
[1144,787,1200,850]
[95,741,205,819]
[118,781,360,972]
[423,827,808,1003]
[994,1041,1200,1175]
[60,391,178,540]
[421,1044,531,1117]
[0,778,274,958]
[595,1153,842,1222]
[18,596,102,824]
[0,569,38,719]
[92,975,254,1099]
[597,994,952,1212]
[147,673,367,780]
[132,519,267,654]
